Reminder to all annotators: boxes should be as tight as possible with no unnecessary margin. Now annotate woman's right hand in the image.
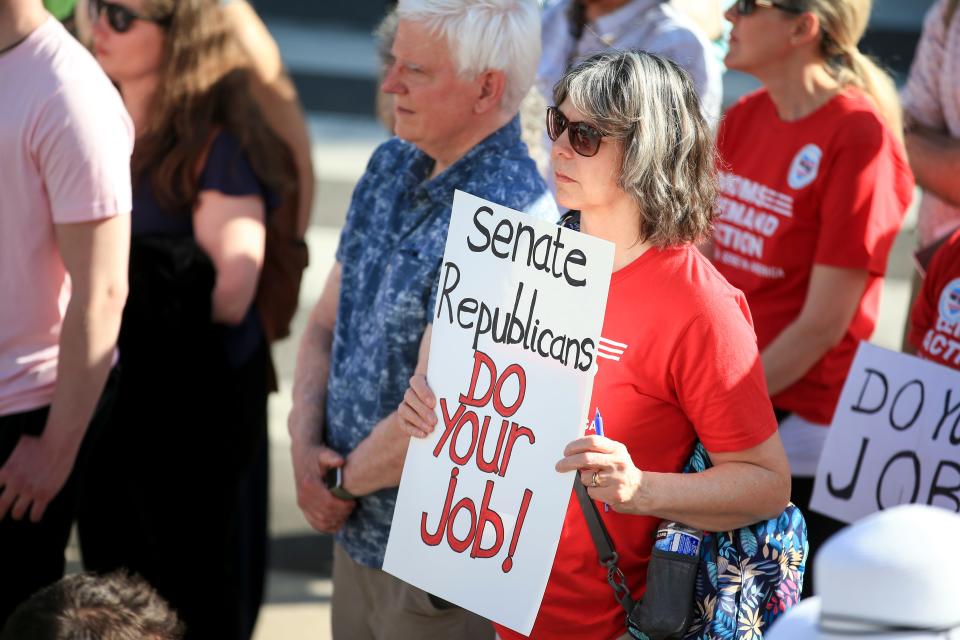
[397,374,438,439]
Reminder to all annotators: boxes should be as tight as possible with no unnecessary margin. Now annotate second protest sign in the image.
[811,342,960,523]
[383,191,614,635]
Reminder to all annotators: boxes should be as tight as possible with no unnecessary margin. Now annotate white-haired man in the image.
[287,1,556,637]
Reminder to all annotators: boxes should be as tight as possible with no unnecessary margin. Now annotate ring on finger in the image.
[590,470,600,488]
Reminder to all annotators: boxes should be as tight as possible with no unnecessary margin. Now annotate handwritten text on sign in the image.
[811,342,960,523]
[384,191,614,635]
[423,351,534,573]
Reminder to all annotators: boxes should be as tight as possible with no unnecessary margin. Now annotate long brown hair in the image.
[132,0,289,212]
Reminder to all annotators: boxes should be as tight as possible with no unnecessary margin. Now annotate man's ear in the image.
[790,11,822,47]
[474,69,507,115]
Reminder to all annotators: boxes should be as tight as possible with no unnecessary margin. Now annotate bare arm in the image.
[288,264,354,532]
[0,215,129,522]
[762,264,868,395]
[223,0,315,236]
[341,325,433,496]
[193,190,265,325]
[289,263,340,448]
[558,431,791,532]
[905,126,960,209]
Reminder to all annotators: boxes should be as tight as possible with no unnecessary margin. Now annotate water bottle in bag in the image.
[626,521,703,640]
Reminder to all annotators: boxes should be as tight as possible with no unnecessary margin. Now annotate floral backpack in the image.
[682,443,808,640]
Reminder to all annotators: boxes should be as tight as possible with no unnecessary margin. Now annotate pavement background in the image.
[67,3,936,638]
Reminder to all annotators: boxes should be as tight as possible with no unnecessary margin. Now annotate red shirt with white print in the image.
[910,228,960,367]
[714,88,913,425]
[495,244,777,640]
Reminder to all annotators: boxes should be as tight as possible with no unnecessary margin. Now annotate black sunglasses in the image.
[734,0,804,15]
[546,106,606,158]
[89,0,171,33]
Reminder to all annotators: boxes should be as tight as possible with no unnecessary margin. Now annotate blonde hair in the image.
[805,0,903,140]
[553,51,717,248]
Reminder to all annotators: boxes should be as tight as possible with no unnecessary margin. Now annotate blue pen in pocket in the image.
[593,408,609,512]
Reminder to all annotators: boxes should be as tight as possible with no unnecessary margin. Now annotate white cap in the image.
[767,505,960,640]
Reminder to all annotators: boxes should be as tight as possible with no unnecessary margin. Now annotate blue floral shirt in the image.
[327,117,557,567]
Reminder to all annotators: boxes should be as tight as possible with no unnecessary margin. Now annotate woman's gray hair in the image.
[554,50,718,248]
[397,0,541,114]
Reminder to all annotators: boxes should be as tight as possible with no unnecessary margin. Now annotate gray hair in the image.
[397,0,541,114]
[553,50,718,247]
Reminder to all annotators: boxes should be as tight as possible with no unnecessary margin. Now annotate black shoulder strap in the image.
[573,480,636,614]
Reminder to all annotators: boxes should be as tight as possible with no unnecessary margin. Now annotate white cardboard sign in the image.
[383,190,614,635]
[811,341,960,523]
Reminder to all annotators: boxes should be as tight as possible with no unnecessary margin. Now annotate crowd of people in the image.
[1,0,959,638]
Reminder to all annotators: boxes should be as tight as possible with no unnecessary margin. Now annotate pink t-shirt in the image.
[0,16,133,416]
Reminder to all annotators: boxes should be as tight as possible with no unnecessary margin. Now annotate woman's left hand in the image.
[555,435,644,513]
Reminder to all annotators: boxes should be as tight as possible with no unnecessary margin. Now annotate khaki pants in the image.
[332,543,494,640]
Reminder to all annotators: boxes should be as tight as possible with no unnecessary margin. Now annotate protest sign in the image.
[383,191,614,635]
[811,341,960,524]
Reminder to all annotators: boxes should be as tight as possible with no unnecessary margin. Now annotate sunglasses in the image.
[546,106,606,158]
[734,0,804,15]
[89,0,171,33]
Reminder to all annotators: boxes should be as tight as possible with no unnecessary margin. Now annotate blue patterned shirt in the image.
[327,117,557,568]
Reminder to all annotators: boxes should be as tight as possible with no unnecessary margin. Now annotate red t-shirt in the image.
[714,88,913,425]
[910,228,960,367]
[495,245,777,640]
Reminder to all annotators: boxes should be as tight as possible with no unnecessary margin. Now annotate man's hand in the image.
[0,430,82,522]
[291,439,355,533]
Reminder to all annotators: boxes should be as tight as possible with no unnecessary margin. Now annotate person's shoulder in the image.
[824,89,901,156]
[651,245,748,317]
[206,128,243,157]
[205,128,266,170]
[364,136,417,177]
[724,88,769,118]
[45,24,120,100]
[19,20,117,106]
[929,227,960,280]
[465,152,554,216]
[717,89,769,145]
[830,88,886,123]
[24,23,132,155]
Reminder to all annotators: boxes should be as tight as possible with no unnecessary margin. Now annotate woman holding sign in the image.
[399,51,791,640]
[713,0,914,594]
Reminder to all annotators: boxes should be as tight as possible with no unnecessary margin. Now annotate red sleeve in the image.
[814,110,911,274]
[909,230,960,349]
[669,292,778,453]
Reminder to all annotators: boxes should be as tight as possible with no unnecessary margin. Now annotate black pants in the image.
[235,427,269,639]
[0,368,118,628]
[77,342,268,640]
